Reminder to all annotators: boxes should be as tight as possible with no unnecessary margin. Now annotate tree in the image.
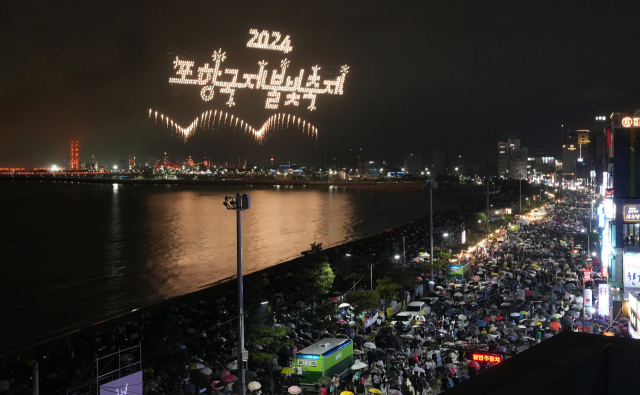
[376,277,400,302]
[246,325,294,395]
[345,289,379,313]
[302,243,335,312]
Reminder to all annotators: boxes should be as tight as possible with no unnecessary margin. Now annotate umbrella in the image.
[413,367,425,373]
[190,362,205,370]
[388,390,402,395]
[339,303,350,308]
[369,389,382,394]
[201,367,213,375]
[351,361,368,370]
[289,386,302,395]
[318,377,332,384]
[223,375,236,382]
[341,392,354,395]
[281,367,295,374]
[248,382,262,391]
[363,342,376,349]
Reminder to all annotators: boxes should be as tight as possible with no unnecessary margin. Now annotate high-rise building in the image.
[497,142,508,177]
[602,112,640,297]
[433,149,447,177]
[403,153,422,175]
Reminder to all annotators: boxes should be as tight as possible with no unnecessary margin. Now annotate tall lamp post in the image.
[223,192,250,395]
[426,180,438,279]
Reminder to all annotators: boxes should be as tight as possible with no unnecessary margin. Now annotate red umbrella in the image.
[494,316,504,321]
[330,297,338,302]
[224,375,236,382]
[467,361,480,369]
[484,317,494,322]
[416,277,423,281]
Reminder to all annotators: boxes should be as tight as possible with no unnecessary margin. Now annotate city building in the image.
[403,153,422,175]
[602,112,640,301]
[497,142,508,177]
[508,159,527,180]
[433,149,448,176]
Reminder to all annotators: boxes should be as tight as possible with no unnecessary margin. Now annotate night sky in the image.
[2,1,640,168]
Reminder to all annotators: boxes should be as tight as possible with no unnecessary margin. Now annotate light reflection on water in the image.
[0,182,456,355]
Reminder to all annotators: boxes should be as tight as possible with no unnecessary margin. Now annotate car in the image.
[390,312,414,332]
[406,301,430,314]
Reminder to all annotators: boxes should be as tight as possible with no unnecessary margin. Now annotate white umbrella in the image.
[200,367,213,375]
[190,362,205,370]
[351,361,368,370]
[288,386,302,395]
[248,382,262,391]
[339,303,350,308]
[363,342,376,349]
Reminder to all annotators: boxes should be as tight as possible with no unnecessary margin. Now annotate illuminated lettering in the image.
[247,29,293,53]
[170,50,348,110]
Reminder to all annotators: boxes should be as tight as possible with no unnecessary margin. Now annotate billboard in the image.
[100,371,142,395]
[624,252,640,288]
[598,284,610,317]
[624,205,640,222]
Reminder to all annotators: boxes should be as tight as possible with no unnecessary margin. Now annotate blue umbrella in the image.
[471,315,482,321]
[340,310,348,316]
[461,375,470,381]
[475,320,487,327]
[506,336,517,342]
[444,310,454,316]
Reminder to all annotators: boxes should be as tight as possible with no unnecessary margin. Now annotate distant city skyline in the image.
[3,2,640,168]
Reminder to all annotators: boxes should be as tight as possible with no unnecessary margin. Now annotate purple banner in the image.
[100,371,143,395]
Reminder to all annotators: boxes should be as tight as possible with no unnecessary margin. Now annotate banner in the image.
[364,313,378,329]
[386,303,402,318]
[100,371,142,395]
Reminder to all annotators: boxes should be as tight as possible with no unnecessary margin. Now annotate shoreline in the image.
[0,184,459,360]
[0,175,427,192]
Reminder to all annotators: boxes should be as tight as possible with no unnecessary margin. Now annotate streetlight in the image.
[443,233,450,249]
[345,254,389,290]
[223,192,251,395]
[426,180,438,280]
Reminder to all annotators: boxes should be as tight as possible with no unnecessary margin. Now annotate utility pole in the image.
[224,192,251,395]
[519,178,522,213]
[427,180,437,279]
[486,176,490,241]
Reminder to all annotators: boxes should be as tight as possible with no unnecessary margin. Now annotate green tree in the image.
[345,289,379,313]
[376,277,400,302]
[246,325,294,394]
[302,243,335,312]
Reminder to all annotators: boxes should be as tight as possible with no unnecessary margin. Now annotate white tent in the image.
[516,218,529,225]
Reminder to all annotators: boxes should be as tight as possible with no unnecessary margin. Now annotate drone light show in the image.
[149,109,317,142]
[169,29,349,111]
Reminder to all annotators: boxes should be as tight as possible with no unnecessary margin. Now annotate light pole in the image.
[519,178,522,213]
[345,254,390,290]
[486,177,490,241]
[223,192,250,395]
[443,233,450,249]
[426,180,438,279]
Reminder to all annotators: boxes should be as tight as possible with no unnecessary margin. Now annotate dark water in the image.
[0,181,455,355]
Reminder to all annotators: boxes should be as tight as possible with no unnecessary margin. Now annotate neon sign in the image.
[169,30,349,111]
[621,117,640,128]
[471,353,502,363]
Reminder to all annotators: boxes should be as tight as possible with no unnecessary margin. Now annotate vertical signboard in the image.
[461,230,466,245]
[584,288,592,308]
[100,371,142,395]
[598,284,610,317]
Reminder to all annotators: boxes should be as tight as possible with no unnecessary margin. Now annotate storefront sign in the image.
[584,288,592,308]
[471,353,502,363]
[598,284,610,316]
[621,116,640,128]
[604,198,614,219]
[624,252,640,288]
[624,205,640,222]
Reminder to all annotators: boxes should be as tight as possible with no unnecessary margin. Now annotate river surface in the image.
[0,181,455,355]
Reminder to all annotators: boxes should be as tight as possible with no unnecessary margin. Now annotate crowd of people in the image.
[1,187,626,395]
